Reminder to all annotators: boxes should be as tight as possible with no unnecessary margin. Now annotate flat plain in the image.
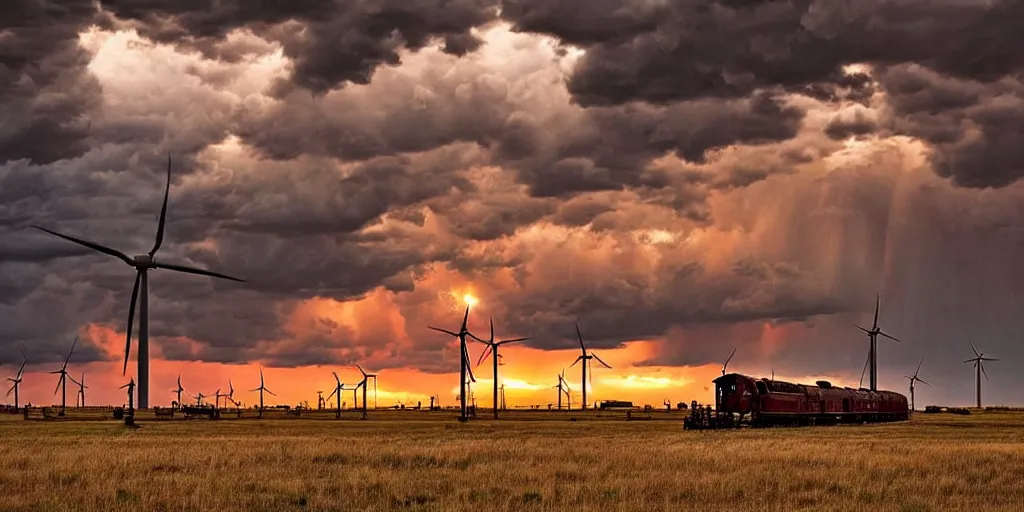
[1,409,1022,512]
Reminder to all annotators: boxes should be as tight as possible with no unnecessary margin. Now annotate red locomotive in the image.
[690,373,909,428]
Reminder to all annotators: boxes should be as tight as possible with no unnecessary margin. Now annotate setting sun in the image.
[463,294,479,308]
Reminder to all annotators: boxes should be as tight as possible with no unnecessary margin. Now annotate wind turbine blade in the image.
[54,375,62,396]
[326,388,337,401]
[31,226,134,266]
[575,323,585,351]
[859,351,870,388]
[461,307,469,332]
[356,365,367,378]
[260,366,265,386]
[488,317,495,343]
[466,358,476,383]
[980,357,1000,362]
[914,357,923,377]
[855,325,871,334]
[917,378,932,387]
[724,345,737,370]
[66,335,79,366]
[968,338,980,357]
[332,371,340,384]
[592,352,612,369]
[498,337,529,345]
[569,355,583,368]
[467,331,487,343]
[154,262,245,282]
[981,363,989,381]
[872,295,880,329]
[150,154,172,256]
[878,331,900,342]
[476,345,492,368]
[124,271,141,375]
[265,388,276,397]
[428,326,459,337]
[963,358,978,364]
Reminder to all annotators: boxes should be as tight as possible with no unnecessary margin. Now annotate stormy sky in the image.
[2,0,1023,408]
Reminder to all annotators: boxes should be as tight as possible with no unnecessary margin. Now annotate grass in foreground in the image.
[1,411,1023,511]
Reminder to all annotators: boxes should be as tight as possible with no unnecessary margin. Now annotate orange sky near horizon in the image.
[5,305,868,411]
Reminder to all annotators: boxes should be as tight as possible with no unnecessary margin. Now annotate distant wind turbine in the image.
[326,372,345,419]
[252,366,276,418]
[6,345,27,408]
[569,323,611,411]
[31,155,245,409]
[50,336,78,415]
[473,317,529,419]
[964,339,999,408]
[904,357,930,414]
[171,375,186,409]
[120,378,136,410]
[554,369,570,410]
[428,307,479,421]
[856,295,900,392]
[68,372,88,407]
[354,365,378,420]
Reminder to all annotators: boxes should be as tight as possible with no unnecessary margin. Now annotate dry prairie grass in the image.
[1,411,1023,512]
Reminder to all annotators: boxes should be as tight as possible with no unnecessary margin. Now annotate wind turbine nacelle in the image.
[133,254,155,266]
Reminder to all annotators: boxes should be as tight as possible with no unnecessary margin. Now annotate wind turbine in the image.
[50,335,78,415]
[226,379,239,407]
[554,369,569,410]
[31,155,246,409]
[194,391,206,406]
[856,295,900,392]
[251,366,276,418]
[964,339,999,408]
[120,378,135,410]
[171,375,186,409]
[326,372,345,419]
[354,365,378,420]
[68,372,88,407]
[904,357,930,414]
[6,345,27,408]
[569,323,611,411]
[428,307,479,421]
[211,388,223,409]
[473,317,529,419]
[722,345,737,376]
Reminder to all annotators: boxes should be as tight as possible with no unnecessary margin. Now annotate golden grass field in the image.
[1,409,1022,512]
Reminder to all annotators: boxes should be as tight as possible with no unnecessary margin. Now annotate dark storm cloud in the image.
[502,0,1024,189]
[99,0,501,95]
[504,0,1024,106]
[0,0,103,166]
[878,64,1024,189]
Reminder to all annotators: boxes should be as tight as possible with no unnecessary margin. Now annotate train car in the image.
[599,400,635,411]
[712,373,908,427]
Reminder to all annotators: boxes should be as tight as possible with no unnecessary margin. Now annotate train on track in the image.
[686,373,909,429]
